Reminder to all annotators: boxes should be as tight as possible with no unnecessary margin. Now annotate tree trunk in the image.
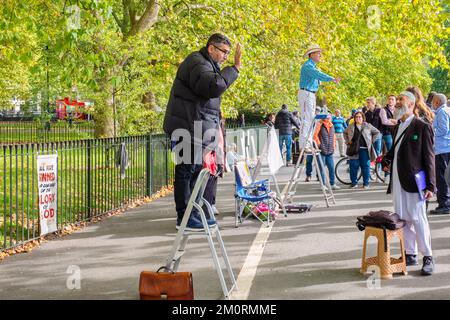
[94,84,115,138]
[142,90,157,110]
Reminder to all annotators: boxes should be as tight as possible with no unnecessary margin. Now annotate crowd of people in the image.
[266,88,449,194]
[163,33,449,277]
[264,87,450,276]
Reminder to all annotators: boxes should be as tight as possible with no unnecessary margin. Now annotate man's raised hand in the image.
[333,77,341,84]
[234,43,242,70]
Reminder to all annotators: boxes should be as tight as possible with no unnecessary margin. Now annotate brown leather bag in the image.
[139,267,194,300]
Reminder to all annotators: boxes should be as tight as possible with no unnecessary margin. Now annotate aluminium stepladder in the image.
[281,114,336,208]
[165,168,237,300]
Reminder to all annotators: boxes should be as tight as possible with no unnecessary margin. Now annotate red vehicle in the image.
[55,97,93,120]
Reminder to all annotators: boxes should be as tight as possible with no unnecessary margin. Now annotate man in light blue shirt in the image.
[298,44,341,149]
[332,109,347,157]
[430,93,450,215]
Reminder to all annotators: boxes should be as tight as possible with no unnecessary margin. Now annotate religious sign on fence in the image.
[37,154,58,235]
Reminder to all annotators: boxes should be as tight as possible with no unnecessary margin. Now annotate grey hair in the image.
[433,93,447,106]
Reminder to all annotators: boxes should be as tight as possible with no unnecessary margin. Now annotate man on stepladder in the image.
[298,44,341,150]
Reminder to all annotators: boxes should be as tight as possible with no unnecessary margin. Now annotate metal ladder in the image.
[282,114,336,207]
[166,169,237,300]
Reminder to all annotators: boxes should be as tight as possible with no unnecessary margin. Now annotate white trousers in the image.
[335,133,346,156]
[392,133,433,257]
[298,89,316,148]
[403,213,433,257]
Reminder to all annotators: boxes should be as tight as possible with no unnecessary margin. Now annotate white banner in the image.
[37,154,58,235]
[261,128,284,175]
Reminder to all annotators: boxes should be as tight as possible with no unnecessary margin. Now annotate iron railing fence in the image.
[1,125,266,251]
[0,134,174,250]
[0,121,95,144]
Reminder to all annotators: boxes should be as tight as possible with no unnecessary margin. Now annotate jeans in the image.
[174,163,203,223]
[373,137,382,156]
[382,134,393,153]
[306,154,313,177]
[279,134,293,162]
[435,153,450,209]
[319,154,335,185]
[349,148,370,186]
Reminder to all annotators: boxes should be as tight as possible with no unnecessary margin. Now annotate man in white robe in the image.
[384,91,435,275]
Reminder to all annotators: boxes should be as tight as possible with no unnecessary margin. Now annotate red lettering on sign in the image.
[39,172,55,182]
[39,194,55,204]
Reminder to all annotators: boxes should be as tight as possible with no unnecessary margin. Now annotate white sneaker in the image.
[331,185,341,190]
[212,205,219,215]
[363,185,370,190]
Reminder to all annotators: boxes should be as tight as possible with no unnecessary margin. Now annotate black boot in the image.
[421,256,434,276]
[405,254,418,266]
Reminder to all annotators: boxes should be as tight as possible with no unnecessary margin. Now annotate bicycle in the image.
[335,155,385,185]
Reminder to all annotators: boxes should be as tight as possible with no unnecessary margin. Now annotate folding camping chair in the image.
[234,160,277,228]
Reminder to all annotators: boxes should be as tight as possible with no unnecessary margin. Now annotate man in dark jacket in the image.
[275,104,300,166]
[364,97,383,155]
[163,33,242,231]
[383,91,435,276]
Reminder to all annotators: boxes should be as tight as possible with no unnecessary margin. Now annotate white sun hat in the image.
[304,44,323,58]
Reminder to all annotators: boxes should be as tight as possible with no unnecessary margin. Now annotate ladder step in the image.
[181,224,218,236]
[173,250,185,262]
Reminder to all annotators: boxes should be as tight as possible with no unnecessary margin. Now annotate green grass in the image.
[0,121,95,143]
[0,139,174,250]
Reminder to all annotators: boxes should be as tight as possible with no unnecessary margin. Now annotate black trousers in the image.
[203,175,218,206]
[174,163,203,222]
[436,153,450,208]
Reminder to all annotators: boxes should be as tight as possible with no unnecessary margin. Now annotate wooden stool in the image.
[360,226,407,279]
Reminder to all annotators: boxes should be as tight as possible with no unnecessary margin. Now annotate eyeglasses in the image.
[213,45,230,56]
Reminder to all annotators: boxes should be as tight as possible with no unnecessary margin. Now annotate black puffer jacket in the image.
[274,109,300,135]
[163,47,239,147]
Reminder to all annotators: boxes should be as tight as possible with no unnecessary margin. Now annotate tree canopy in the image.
[1,0,448,135]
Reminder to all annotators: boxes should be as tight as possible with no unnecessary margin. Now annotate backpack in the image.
[356,210,406,252]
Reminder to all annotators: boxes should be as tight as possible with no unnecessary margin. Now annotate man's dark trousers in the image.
[174,163,203,224]
[203,175,218,206]
[202,175,218,218]
[436,153,450,209]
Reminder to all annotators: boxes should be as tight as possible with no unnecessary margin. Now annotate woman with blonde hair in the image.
[406,86,434,124]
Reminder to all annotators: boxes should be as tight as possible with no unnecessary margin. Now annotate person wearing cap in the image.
[298,44,341,150]
[383,90,436,275]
